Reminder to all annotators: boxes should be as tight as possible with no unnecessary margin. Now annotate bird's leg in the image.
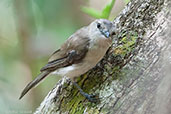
[72,81,98,102]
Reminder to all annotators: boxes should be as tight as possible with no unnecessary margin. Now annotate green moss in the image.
[63,73,103,113]
[114,32,138,57]
[59,32,138,113]
[60,74,93,113]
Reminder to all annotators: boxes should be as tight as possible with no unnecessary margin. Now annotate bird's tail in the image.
[19,71,50,99]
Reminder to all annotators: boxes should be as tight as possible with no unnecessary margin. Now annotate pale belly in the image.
[53,62,94,80]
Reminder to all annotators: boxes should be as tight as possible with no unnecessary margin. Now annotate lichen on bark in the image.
[35,0,171,114]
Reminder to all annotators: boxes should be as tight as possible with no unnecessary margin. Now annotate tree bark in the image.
[35,0,171,114]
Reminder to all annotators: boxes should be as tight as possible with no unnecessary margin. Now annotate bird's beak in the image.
[102,30,110,38]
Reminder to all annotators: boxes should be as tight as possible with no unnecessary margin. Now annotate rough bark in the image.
[35,0,171,114]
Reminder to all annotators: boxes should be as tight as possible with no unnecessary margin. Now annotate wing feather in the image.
[40,27,90,72]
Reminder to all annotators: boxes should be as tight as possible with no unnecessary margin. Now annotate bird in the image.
[19,19,116,102]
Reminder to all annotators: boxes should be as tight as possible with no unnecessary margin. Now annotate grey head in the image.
[88,19,116,40]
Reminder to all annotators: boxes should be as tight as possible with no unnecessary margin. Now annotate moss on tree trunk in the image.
[35,0,171,114]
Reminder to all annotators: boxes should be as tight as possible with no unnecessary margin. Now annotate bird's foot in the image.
[83,93,99,103]
[72,81,99,103]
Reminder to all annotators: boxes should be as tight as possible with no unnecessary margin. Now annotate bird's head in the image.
[88,19,116,40]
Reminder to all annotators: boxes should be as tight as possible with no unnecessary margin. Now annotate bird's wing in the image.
[40,29,90,72]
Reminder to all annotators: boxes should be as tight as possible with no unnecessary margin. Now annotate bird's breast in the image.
[84,37,112,64]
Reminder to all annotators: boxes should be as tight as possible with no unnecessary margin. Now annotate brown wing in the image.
[40,27,90,72]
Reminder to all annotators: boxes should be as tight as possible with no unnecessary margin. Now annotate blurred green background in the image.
[0,0,126,113]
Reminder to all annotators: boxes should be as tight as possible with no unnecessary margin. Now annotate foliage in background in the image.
[81,0,115,20]
[124,0,130,4]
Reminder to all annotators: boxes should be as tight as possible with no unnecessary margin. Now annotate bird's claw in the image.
[85,94,99,103]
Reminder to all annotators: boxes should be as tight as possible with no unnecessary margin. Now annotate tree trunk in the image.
[35,0,171,114]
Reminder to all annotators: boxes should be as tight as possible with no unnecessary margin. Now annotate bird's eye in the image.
[111,32,116,36]
[97,23,101,28]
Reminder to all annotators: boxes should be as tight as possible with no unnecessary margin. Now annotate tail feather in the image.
[19,71,50,99]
